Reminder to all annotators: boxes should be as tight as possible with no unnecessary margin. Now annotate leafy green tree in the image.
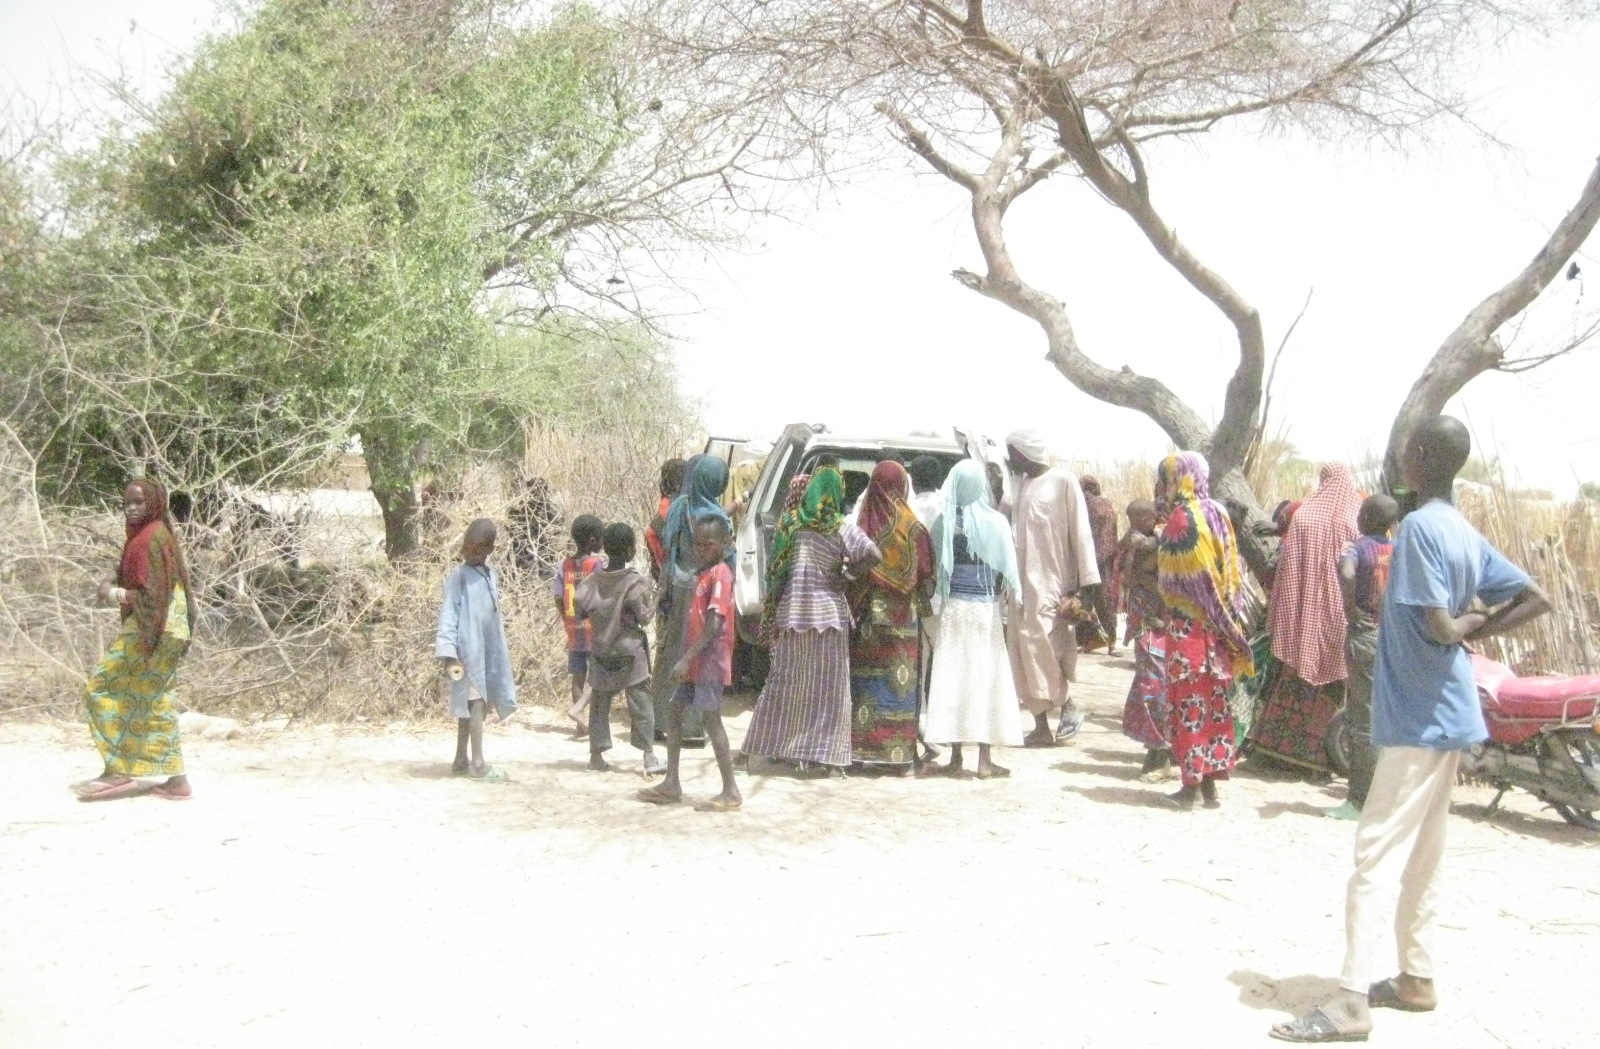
[7,0,751,557]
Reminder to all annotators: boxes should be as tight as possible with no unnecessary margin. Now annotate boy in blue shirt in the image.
[1272,416,1549,1044]
[435,519,517,781]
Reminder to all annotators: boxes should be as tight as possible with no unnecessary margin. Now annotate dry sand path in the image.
[3,653,1597,1048]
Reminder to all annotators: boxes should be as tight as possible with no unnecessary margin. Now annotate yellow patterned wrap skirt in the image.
[85,586,190,777]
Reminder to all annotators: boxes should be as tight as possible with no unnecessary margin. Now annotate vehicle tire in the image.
[1549,735,1600,832]
[1324,708,1352,779]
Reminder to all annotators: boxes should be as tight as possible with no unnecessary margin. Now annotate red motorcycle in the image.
[1461,655,1600,831]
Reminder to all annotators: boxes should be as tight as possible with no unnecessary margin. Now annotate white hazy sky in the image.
[4,1,1598,492]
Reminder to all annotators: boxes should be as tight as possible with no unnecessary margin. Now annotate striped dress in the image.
[743,525,879,766]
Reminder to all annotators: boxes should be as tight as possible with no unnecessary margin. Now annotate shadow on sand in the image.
[1228,971,1343,1013]
[1060,783,1173,810]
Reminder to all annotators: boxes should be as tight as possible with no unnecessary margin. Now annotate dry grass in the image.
[0,424,680,723]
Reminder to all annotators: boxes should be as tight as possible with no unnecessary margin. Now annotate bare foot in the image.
[1023,726,1055,748]
[150,777,192,800]
[975,762,1010,779]
[451,758,469,776]
[587,754,611,772]
[914,762,946,779]
[693,793,742,812]
[637,784,682,805]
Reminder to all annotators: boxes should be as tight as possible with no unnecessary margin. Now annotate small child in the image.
[1329,493,1400,819]
[1114,499,1173,780]
[553,514,606,735]
[638,516,742,812]
[435,518,516,781]
[574,523,662,774]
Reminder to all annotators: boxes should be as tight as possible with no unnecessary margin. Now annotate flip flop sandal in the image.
[693,797,742,812]
[1268,1009,1369,1043]
[78,779,153,802]
[149,784,193,801]
[975,766,1012,779]
[468,767,509,783]
[1368,979,1435,1013]
[71,778,123,796]
[636,788,682,805]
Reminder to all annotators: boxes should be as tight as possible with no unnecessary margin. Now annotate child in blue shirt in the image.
[435,518,517,781]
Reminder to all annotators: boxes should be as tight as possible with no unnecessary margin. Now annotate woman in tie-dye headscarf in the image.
[1153,452,1253,811]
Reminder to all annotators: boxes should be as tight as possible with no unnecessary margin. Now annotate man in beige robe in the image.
[1004,430,1101,747]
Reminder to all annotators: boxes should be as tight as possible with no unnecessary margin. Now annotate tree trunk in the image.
[372,479,422,562]
[1382,154,1600,487]
[1212,466,1278,586]
[361,427,425,563]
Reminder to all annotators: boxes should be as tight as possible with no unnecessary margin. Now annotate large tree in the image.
[649,0,1562,574]
[7,0,779,558]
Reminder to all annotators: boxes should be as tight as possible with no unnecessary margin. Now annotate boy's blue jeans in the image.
[589,685,655,754]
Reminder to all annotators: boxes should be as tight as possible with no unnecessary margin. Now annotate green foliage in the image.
[3,0,687,549]
[1581,481,1600,501]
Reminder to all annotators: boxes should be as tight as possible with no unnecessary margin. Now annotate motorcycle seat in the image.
[1473,654,1600,721]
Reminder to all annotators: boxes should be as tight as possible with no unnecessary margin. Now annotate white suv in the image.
[732,424,1002,646]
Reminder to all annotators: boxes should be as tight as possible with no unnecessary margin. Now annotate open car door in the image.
[734,423,820,641]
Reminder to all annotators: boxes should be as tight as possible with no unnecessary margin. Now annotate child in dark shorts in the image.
[575,523,662,774]
[552,514,605,735]
[638,516,742,812]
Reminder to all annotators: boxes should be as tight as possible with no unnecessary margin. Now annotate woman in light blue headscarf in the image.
[922,459,1024,776]
[650,454,730,746]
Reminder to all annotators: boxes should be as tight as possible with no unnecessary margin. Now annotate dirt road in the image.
[3,653,1596,1049]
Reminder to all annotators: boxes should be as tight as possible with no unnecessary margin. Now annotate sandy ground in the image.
[3,653,1597,1049]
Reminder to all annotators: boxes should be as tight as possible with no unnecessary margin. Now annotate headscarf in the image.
[1080,475,1119,564]
[1006,428,1051,466]
[932,459,1020,599]
[116,478,197,656]
[766,465,844,599]
[855,461,931,597]
[1268,462,1364,685]
[662,454,730,579]
[1155,452,1253,676]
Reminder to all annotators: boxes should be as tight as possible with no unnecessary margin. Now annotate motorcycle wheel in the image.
[1551,735,1600,832]
[1552,803,1600,832]
[1324,709,1352,779]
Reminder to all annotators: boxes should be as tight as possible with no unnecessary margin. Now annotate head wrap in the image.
[1267,462,1363,685]
[1079,476,1102,497]
[116,478,196,656]
[1005,429,1051,466]
[662,455,729,579]
[932,459,1020,599]
[1155,452,1253,675]
[767,464,843,597]
[856,461,929,596]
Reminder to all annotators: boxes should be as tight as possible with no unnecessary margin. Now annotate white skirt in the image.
[924,596,1024,746]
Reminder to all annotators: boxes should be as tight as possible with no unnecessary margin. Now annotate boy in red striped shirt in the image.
[552,515,605,735]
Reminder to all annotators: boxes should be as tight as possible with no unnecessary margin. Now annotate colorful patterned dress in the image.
[1163,611,1237,786]
[745,525,880,766]
[846,463,934,768]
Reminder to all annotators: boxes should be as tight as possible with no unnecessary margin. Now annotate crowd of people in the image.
[67,416,1553,1044]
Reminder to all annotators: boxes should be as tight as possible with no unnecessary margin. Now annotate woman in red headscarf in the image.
[1252,463,1364,773]
[847,461,935,773]
[74,478,199,801]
